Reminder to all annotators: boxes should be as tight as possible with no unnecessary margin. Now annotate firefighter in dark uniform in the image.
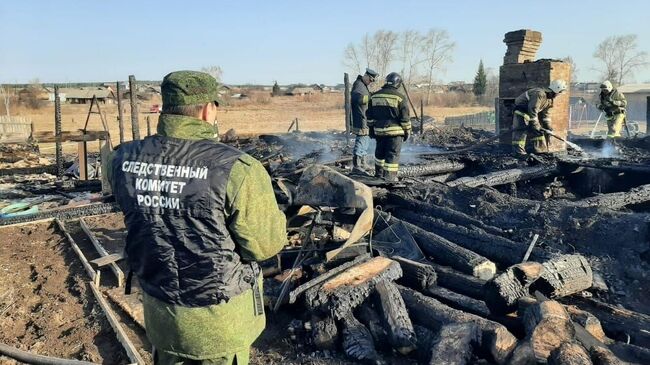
[367,72,410,181]
[350,68,379,172]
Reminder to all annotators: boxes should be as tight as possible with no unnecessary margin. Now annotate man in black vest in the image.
[109,70,286,364]
[350,68,379,172]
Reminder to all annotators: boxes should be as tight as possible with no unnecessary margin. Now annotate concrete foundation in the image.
[497,30,571,153]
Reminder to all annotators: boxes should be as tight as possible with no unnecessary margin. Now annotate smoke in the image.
[599,141,619,158]
[400,142,444,164]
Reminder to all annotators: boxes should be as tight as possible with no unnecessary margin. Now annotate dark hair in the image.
[162,103,205,116]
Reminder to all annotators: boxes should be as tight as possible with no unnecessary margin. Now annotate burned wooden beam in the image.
[523,300,575,362]
[373,281,416,355]
[589,346,624,365]
[79,218,124,287]
[385,193,506,236]
[484,262,545,315]
[575,183,650,209]
[429,323,481,365]
[548,342,592,365]
[391,256,437,291]
[447,165,559,188]
[288,253,369,304]
[340,312,383,364]
[355,304,390,349]
[430,263,486,300]
[423,285,491,318]
[534,255,593,299]
[398,159,466,178]
[394,209,535,265]
[0,203,120,227]
[565,306,609,344]
[399,286,518,364]
[304,256,402,319]
[310,314,338,350]
[567,297,650,348]
[376,211,496,280]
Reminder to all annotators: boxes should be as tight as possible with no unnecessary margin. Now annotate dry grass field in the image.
[12,91,490,154]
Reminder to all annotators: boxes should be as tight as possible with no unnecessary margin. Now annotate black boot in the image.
[352,156,366,173]
[384,170,398,182]
[375,165,384,178]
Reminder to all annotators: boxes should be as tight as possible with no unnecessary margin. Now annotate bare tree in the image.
[561,56,579,83]
[200,66,223,82]
[0,85,11,117]
[373,30,398,78]
[421,29,455,104]
[398,30,424,86]
[594,34,649,85]
[343,43,364,75]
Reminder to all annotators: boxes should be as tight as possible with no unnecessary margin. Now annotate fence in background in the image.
[0,116,33,143]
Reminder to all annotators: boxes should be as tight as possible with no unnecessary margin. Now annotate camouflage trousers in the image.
[153,348,249,365]
[511,114,548,155]
[606,113,625,139]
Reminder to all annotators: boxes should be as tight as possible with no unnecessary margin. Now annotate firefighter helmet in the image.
[385,72,403,88]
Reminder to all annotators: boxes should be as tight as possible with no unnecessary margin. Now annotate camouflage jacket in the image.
[108,114,286,359]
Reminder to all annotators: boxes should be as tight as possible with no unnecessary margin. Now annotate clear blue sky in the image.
[1,0,648,85]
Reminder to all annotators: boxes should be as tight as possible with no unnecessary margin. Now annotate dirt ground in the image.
[0,222,127,364]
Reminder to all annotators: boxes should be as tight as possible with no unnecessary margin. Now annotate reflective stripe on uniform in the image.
[529,136,545,142]
[371,93,403,108]
[374,126,406,136]
[384,162,399,172]
[400,121,412,130]
[512,139,526,146]
[362,95,369,104]
[375,159,385,167]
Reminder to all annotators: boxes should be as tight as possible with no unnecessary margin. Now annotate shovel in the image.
[541,128,583,153]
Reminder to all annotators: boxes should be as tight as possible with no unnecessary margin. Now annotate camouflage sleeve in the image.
[226,155,286,262]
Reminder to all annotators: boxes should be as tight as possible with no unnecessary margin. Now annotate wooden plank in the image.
[55,218,98,285]
[90,253,124,268]
[89,282,145,365]
[32,130,108,143]
[80,218,124,287]
[78,142,88,181]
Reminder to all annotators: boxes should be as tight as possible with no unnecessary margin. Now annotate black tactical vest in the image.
[111,135,257,307]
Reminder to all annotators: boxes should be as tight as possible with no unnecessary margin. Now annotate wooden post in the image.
[116,81,125,144]
[128,75,140,140]
[146,115,151,136]
[54,86,63,178]
[344,73,351,133]
[420,99,424,134]
[78,142,88,180]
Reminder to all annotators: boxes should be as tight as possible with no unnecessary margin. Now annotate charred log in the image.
[373,281,416,354]
[340,312,383,364]
[533,255,593,299]
[398,159,466,178]
[288,253,370,304]
[431,263,486,299]
[447,165,560,188]
[429,323,481,365]
[565,306,609,344]
[548,342,593,365]
[394,209,534,265]
[398,286,518,364]
[423,285,490,318]
[484,262,546,315]
[414,325,436,364]
[304,256,402,319]
[608,342,650,365]
[575,183,650,209]
[376,211,496,280]
[391,256,437,291]
[355,304,390,349]
[310,314,338,350]
[385,193,506,236]
[589,346,623,365]
[523,300,576,362]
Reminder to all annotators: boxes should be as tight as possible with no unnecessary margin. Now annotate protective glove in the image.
[403,129,411,142]
[368,126,376,139]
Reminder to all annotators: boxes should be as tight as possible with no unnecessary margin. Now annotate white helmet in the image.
[600,80,613,92]
[549,79,568,94]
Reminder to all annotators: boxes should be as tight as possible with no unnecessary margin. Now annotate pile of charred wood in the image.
[273,172,650,365]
